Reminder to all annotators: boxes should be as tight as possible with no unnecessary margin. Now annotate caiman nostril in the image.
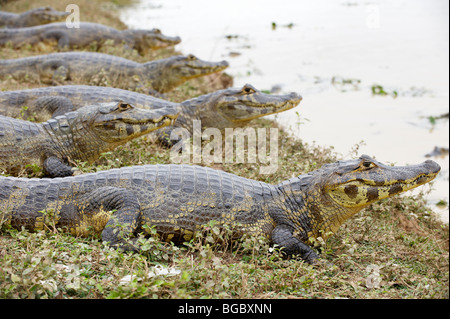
[291,92,303,101]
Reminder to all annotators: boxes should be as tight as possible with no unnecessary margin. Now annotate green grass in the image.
[1,197,447,299]
[0,0,448,299]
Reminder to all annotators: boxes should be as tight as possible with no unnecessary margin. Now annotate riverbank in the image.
[0,0,448,299]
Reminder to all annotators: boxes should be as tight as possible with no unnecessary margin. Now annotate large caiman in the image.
[0,155,440,263]
[0,22,181,55]
[0,7,68,28]
[0,52,229,93]
[0,101,177,177]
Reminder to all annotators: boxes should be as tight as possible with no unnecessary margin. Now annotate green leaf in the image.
[181,271,190,281]
[11,274,21,283]
[23,268,34,276]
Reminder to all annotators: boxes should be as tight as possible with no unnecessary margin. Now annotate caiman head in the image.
[75,101,178,146]
[280,155,441,239]
[145,54,229,93]
[26,7,69,26]
[125,28,181,54]
[322,155,440,210]
[180,84,302,129]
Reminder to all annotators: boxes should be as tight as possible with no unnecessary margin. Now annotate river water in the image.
[121,0,449,223]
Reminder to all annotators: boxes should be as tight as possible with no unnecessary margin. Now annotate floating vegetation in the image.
[436,199,448,208]
[271,22,295,30]
[428,113,449,124]
[228,51,241,58]
[225,34,240,40]
[371,84,398,98]
[331,76,361,92]
[425,113,448,131]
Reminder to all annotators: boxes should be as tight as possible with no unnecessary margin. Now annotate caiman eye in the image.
[118,102,133,111]
[152,28,161,34]
[241,85,256,94]
[362,161,376,169]
[186,54,197,61]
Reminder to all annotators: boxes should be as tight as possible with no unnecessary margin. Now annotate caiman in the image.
[0,155,440,263]
[158,83,302,146]
[0,22,181,55]
[0,84,301,145]
[0,7,68,28]
[0,101,177,177]
[0,52,229,92]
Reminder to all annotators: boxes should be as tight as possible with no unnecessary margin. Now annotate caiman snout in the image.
[204,59,229,72]
[288,92,302,104]
[423,159,441,174]
[162,35,181,44]
[219,60,229,68]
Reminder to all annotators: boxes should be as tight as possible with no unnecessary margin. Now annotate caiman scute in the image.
[0,52,229,93]
[0,155,440,263]
[0,22,181,55]
[0,101,177,177]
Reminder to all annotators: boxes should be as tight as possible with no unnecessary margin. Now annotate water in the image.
[121,0,449,223]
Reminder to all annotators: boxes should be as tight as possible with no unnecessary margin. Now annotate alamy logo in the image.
[169,121,279,174]
[365,4,380,29]
[65,4,80,29]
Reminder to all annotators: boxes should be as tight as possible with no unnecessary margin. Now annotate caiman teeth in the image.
[228,99,301,123]
[121,114,177,125]
[154,116,176,127]
[356,172,438,188]
[151,114,178,123]
[245,99,299,110]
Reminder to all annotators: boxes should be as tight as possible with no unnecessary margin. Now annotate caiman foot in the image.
[272,225,320,264]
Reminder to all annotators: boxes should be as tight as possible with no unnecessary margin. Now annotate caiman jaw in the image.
[92,102,178,142]
[123,115,174,135]
[99,114,176,131]
[150,29,182,48]
[229,95,302,123]
[325,157,441,209]
[328,173,439,208]
[35,7,70,22]
[181,54,229,78]
[220,84,302,123]
[120,114,177,126]
[156,36,182,47]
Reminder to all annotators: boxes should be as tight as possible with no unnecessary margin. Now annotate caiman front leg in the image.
[271,225,320,264]
[41,30,71,49]
[37,59,69,85]
[81,186,142,251]
[43,156,77,177]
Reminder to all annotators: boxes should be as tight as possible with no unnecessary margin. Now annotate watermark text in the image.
[169,121,279,174]
[65,4,80,28]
